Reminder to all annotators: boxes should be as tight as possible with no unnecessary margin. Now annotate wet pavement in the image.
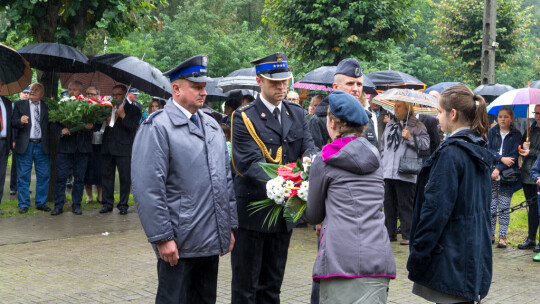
[1,208,540,303]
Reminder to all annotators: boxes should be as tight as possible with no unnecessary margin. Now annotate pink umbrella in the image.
[291,81,333,91]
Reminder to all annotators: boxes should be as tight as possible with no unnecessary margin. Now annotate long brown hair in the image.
[440,84,489,139]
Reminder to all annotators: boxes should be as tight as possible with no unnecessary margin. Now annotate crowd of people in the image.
[1,51,539,304]
[0,81,160,216]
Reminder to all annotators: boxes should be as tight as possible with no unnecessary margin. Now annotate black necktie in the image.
[273,107,281,125]
[190,115,199,128]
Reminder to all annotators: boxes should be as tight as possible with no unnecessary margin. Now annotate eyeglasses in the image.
[87,93,97,96]
[534,112,540,116]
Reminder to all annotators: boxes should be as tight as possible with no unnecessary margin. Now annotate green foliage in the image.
[101,0,282,77]
[433,0,534,82]
[247,199,284,229]
[262,0,419,66]
[48,97,111,129]
[283,195,306,223]
[258,162,281,179]
[0,0,167,46]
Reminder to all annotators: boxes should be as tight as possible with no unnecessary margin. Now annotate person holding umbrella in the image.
[99,85,141,215]
[380,99,429,245]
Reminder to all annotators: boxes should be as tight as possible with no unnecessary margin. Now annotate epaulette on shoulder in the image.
[143,109,164,124]
[237,103,253,112]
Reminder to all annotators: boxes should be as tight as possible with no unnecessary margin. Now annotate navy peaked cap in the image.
[163,55,212,83]
[250,52,292,81]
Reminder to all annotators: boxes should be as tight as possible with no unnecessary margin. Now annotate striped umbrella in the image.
[0,43,33,96]
[372,89,438,115]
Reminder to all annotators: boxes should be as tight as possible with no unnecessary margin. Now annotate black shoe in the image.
[9,190,16,195]
[99,206,113,214]
[36,205,51,212]
[72,206,82,215]
[51,207,63,216]
[18,207,28,214]
[517,238,536,250]
[66,181,73,189]
[118,207,128,215]
[534,245,540,253]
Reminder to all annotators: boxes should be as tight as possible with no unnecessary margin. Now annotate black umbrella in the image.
[90,53,172,99]
[293,66,378,95]
[0,43,33,96]
[473,83,515,104]
[225,89,255,97]
[205,77,226,102]
[529,81,540,89]
[217,67,259,92]
[366,70,426,91]
[18,42,91,73]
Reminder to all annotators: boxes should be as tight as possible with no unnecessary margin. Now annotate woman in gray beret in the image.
[304,90,396,303]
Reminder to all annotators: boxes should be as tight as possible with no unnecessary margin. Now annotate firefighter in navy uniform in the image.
[230,53,315,304]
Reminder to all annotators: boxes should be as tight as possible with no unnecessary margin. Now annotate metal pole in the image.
[480,0,497,84]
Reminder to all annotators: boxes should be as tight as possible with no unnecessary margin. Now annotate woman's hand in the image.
[401,127,412,141]
[536,177,540,186]
[501,156,515,167]
[519,148,530,157]
[315,224,322,237]
[491,168,500,181]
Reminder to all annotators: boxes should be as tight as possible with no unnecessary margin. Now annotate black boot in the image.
[517,238,536,250]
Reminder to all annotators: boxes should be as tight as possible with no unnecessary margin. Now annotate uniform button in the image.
[284,140,288,143]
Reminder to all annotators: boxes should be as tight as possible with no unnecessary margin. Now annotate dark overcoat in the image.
[407,130,493,302]
[231,97,315,232]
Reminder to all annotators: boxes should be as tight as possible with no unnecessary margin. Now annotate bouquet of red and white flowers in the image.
[248,156,313,228]
[49,95,113,132]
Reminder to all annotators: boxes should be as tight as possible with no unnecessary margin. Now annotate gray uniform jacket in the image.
[305,137,396,281]
[380,115,429,184]
[131,100,237,259]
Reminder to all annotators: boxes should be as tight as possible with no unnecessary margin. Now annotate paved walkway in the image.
[0,209,539,303]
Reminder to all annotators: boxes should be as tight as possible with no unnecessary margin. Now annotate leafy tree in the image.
[0,0,167,96]
[433,0,534,83]
[262,0,419,66]
[105,0,285,78]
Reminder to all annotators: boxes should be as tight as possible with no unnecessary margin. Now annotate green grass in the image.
[0,193,135,217]
[501,189,529,246]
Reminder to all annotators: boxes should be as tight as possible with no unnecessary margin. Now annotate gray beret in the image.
[328,90,368,125]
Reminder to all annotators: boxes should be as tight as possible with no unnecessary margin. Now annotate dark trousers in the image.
[231,228,292,304]
[54,152,89,208]
[383,178,416,240]
[0,139,8,203]
[156,256,218,304]
[523,183,539,241]
[101,154,131,209]
[10,150,16,192]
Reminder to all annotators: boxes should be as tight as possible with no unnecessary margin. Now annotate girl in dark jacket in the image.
[487,108,522,248]
[408,84,493,303]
